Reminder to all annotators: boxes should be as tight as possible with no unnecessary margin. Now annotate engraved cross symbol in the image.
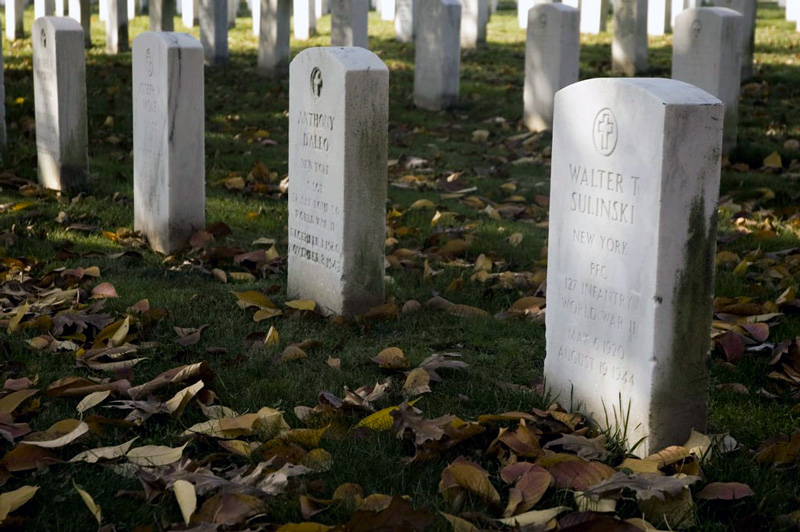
[596,113,614,151]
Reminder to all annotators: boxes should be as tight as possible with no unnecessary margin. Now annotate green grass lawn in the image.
[0,2,799,531]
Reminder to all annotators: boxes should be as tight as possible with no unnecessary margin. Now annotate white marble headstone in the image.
[288,47,388,316]
[544,78,723,456]
[133,32,205,254]
[35,0,56,19]
[199,0,229,65]
[257,0,291,76]
[106,0,129,53]
[294,0,317,39]
[68,0,92,47]
[394,0,417,41]
[150,0,176,30]
[524,3,579,132]
[33,17,89,192]
[672,7,742,154]
[331,0,369,46]
[612,0,648,75]
[414,0,461,110]
[6,0,24,40]
[460,0,487,48]
[101,0,108,21]
[706,0,755,79]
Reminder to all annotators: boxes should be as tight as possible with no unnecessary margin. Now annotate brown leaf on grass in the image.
[403,368,431,396]
[488,423,543,458]
[544,434,609,461]
[127,361,215,399]
[0,485,39,522]
[22,419,89,448]
[339,496,434,532]
[234,290,277,310]
[193,492,265,525]
[372,347,409,369]
[0,414,31,443]
[645,446,691,469]
[127,443,187,467]
[638,487,696,530]
[90,282,118,299]
[439,459,501,510]
[276,345,308,364]
[46,377,130,398]
[440,512,481,532]
[696,482,754,500]
[718,331,747,363]
[539,454,615,490]
[0,389,38,415]
[175,324,209,346]
[416,353,468,381]
[754,431,800,465]
[0,445,59,471]
[501,463,553,516]
[69,437,138,463]
[73,481,102,524]
[391,402,455,446]
[557,512,643,531]
[582,472,701,502]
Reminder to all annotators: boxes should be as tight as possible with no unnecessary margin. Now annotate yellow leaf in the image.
[8,303,30,334]
[372,347,409,369]
[618,458,662,475]
[474,254,493,272]
[234,291,277,310]
[286,299,316,311]
[165,381,205,416]
[127,443,187,466]
[409,199,436,210]
[356,398,421,431]
[265,326,280,346]
[0,389,38,415]
[69,438,138,463]
[12,201,33,211]
[447,463,501,506]
[173,480,197,526]
[403,368,431,396]
[508,233,524,247]
[229,272,257,282]
[254,308,283,321]
[763,151,782,168]
[76,390,111,414]
[497,506,570,527]
[73,481,102,524]
[22,420,89,448]
[278,345,308,363]
[302,448,333,472]
[110,317,130,347]
[0,485,38,522]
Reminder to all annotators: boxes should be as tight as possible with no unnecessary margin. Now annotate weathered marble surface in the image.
[672,7,742,154]
[33,17,89,192]
[524,3,579,132]
[414,0,461,110]
[133,32,205,254]
[544,78,723,456]
[288,47,388,316]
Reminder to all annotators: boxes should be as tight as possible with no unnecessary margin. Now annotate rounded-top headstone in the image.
[545,78,723,456]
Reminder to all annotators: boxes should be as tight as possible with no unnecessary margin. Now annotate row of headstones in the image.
[523,3,742,154]
[28,13,725,458]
